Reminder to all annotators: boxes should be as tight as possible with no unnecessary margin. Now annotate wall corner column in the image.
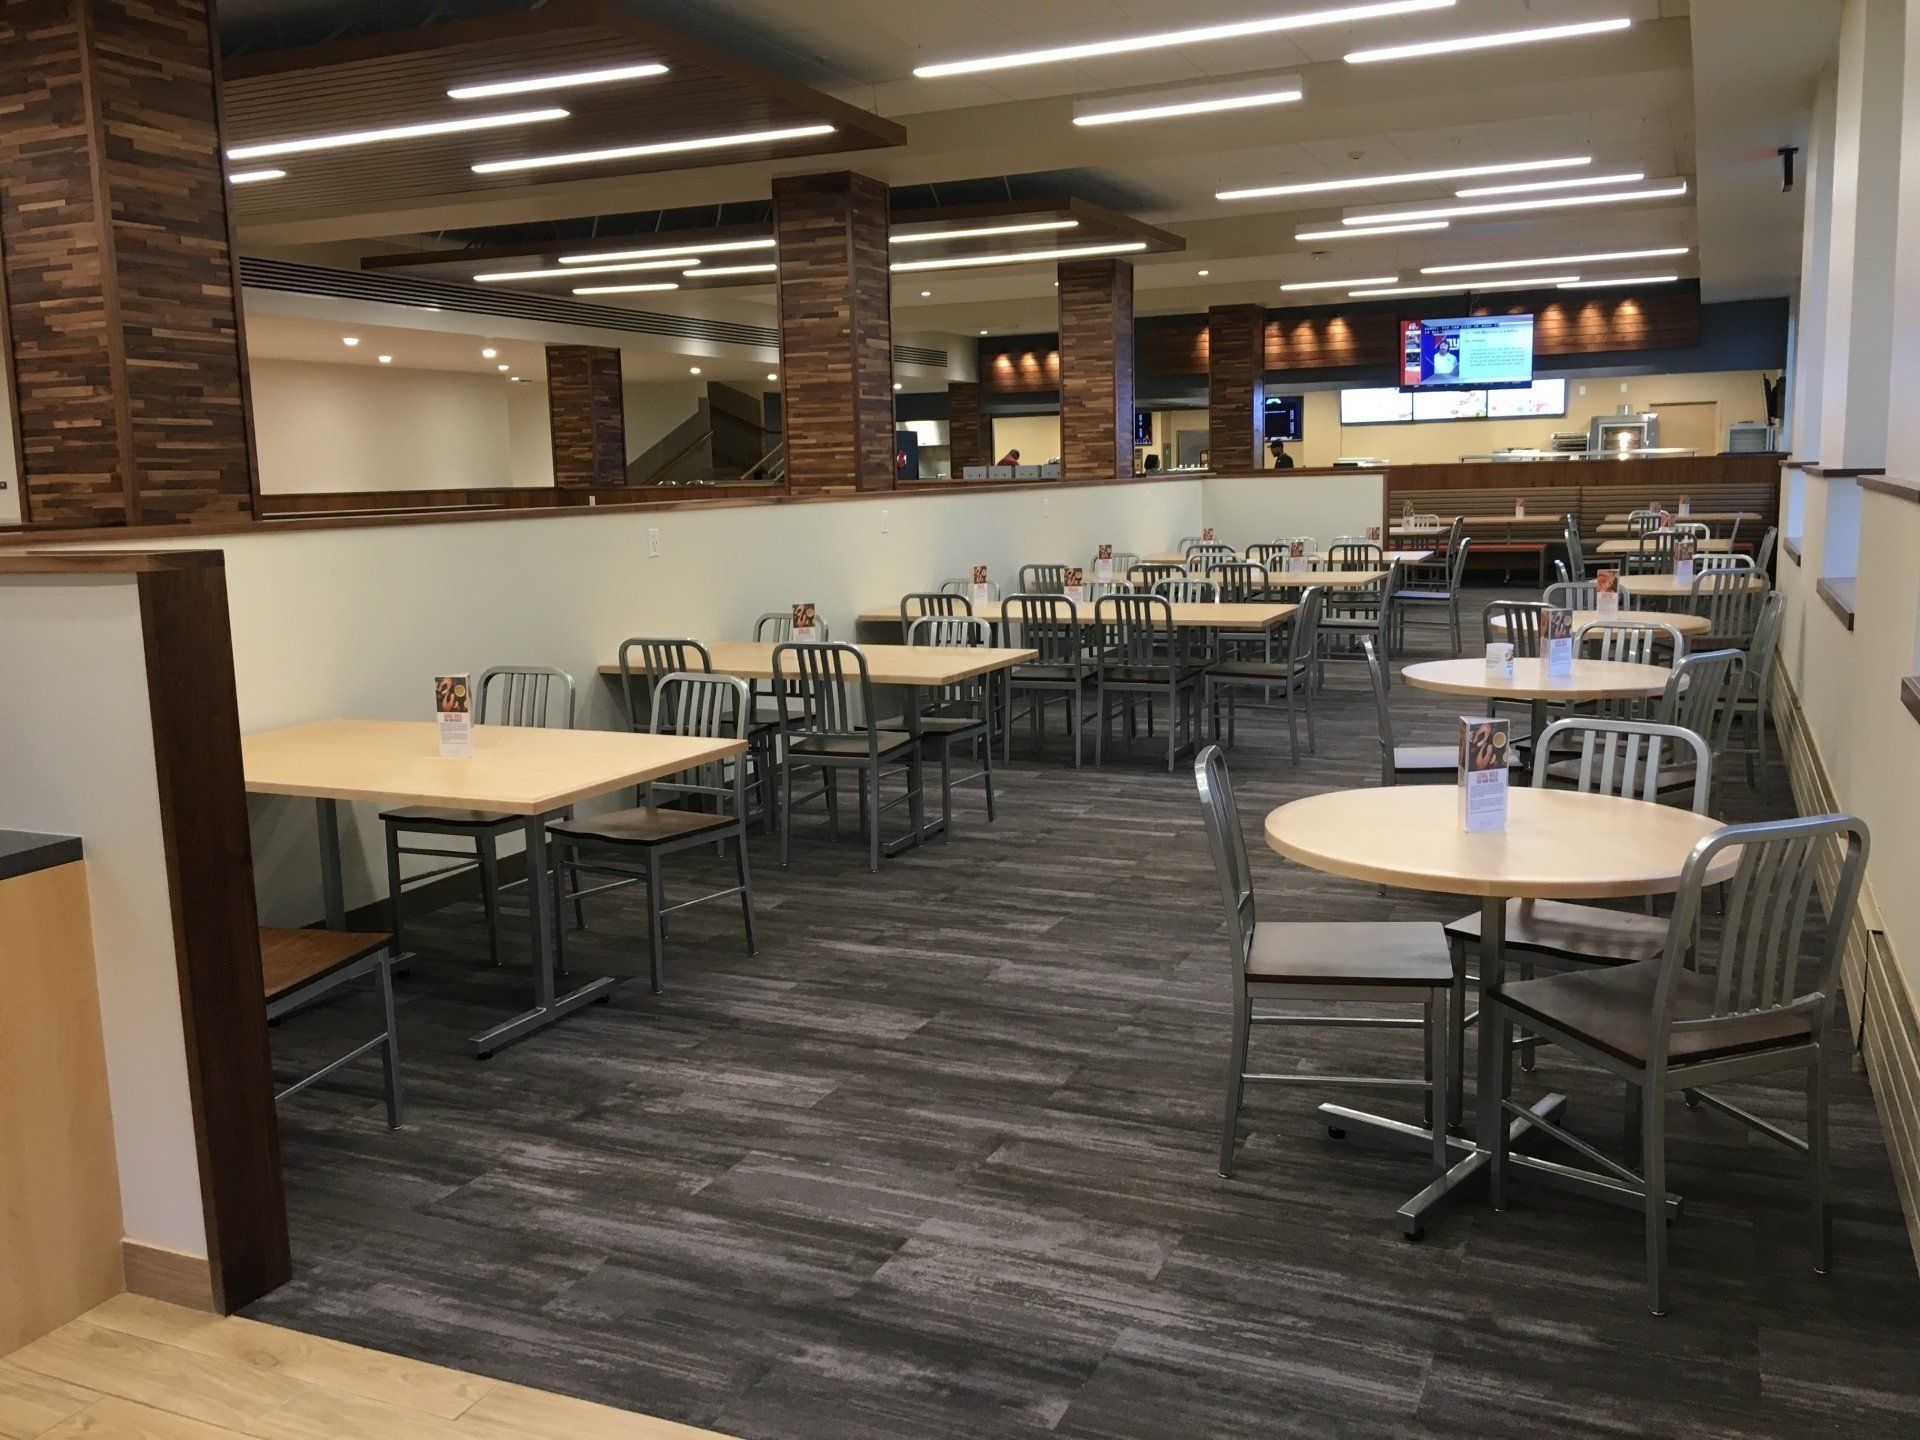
[1058,258,1135,479]
[1207,304,1267,474]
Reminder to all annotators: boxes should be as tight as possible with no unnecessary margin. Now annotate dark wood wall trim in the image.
[1800,466,1885,478]
[1860,475,1920,503]
[1815,576,1858,631]
[1902,676,1920,725]
[135,561,288,1312]
[1784,536,1803,564]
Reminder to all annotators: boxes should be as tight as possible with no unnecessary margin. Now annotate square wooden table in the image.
[244,719,745,1056]
[1595,537,1734,555]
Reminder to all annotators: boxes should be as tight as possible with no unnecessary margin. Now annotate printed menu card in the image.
[1365,524,1382,543]
[1673,538,1696,588]
[1545,607,1574,678]
[1095,543,1114,580]
[791,602,820,643]
[1063,566,1086,606]
[1287,539,1309,575]
[1595,568,1620,617]
[1459,717,1511,832]
[969,565,991,608]
[1202,527,1216,542]
[435,674,474,758]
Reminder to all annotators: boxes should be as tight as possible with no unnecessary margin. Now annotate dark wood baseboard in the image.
[122,1241,219,1313]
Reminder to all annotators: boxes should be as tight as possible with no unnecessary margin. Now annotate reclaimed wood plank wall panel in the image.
[1207,304,1265,476]
[947,381,986,472]
[773,171,895,492]
[983,347,1061,395]
[545,345,626,488]
[1058,258,1134,480]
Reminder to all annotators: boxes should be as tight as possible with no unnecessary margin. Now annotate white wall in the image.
[0,576,208,1261]
[622,379,710,461]
[1200,471,1387,548]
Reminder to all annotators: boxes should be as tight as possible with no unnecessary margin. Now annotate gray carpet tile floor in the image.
[247,588,1920,1439]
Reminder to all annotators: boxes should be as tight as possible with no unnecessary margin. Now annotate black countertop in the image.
[0,830,83,882]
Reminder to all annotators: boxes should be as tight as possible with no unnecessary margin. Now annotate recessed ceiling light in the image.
[227,168,286,184]
[558,238,775,264]
[342,336,361,346]
[1218,156,1589,202]
[498,363,510,371]
[1280,276,1396,291]
[1421,247,1689,275]
[570,282,682,295]
[481,347,498,358]
[979,329,989,335]
[920,290,932,297]
[912,1,1455,77]
[475,258,698,283]
[1295,221,1451,240]
[689,366,702,375]
[1559,274,1682,289]
[893,382,903,390]
[1346,17,1632,65]
[1346,181,1688,226]
[1347,275,1579,298]
[227,108,568,161]
[377,354,393,364]
[893,220,1079,245]
[893,240,1148,273]
[447,62,668,101]
[472,123,835,174]
[767,372,779,381]
[1456,171,1644,198]
[1198,268,1211,276]
[1072,76,1303,127]
[681,263,778,277]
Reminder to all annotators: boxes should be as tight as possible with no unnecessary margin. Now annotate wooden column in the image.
[545,346,626,488]
[947,381,986,474]
[772,172,895,492]
[1207,304,1267,474]
[0,0,256,528]
[1058,258,1135,479]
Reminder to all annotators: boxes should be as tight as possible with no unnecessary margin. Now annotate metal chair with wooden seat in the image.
[1724,591,1785,799]
[620,636,776,838]
[1361,634,1470,786]
[1196,745,1451,1200]
[1205,585,1322,759]
[901,591,972,625]
[1184,542,1234,573]
[1094,592,1207,771]
[1002,592,1093,767]
[1393,535,1472,655]
[1127,561,1183,591]
[381,665,579,968]
[261,927,402,1128]
[900,614,996,831]
[1020,563,1071,594]
[548,672,757,993]
[1484,812,1870,1315]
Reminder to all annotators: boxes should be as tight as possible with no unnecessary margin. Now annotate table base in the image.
[471,975,618,1058]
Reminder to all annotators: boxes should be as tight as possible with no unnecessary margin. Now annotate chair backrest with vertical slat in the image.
[1128,561,1182,590]
[1184,543,1234,572]
[1563,515,1586,581]
[1485,601,1549,658]
[772,641,872,742]
[908,615,991,708]
[1097,592,1176,667]
[1246,542,1290,569]
[1744,591,1786,700]
[1545,580,1599,610]
[646,671,752,807]
[1691,569,1764,645]
[1020,563,1070,595]
[477,666,575,729]
[1003,593,1083,667]
[1360,635,1399,786]
[1576,619,1687,666]
[1698,553,1756,574]
[754,611,832,643]
[1754,526,1779,576]
[1207,561,1267,601]
[1533,716,1709,810]
[1656,648,1745,760]
[1154,576,1220,604]
[902,592,970,626]
[617,640,710,733]
[1288,586,1324,670]
[1329,541,1384,572]
[1194,744,1257,976]
[940,576,1000,600]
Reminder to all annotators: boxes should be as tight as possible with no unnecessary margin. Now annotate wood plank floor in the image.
[0,1296,723,1438]
[245,589,1920,1439]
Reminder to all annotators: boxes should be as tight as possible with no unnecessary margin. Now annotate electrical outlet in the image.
[647,528,661,557]
[881,508,890,534]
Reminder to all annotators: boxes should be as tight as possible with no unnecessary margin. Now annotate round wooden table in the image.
[1487,608,1710,639]
[1401,657,1673,779]
[1264,786,1728,1236]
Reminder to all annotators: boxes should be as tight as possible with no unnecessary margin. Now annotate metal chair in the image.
[1196,745,1452,1195]
[1626,508,1663,537]
[1327,540,1385,572]
[1753,526,1779,577]
[548,672,758,990]
[1393,535,1472,655]
[901,591,972,626]
[1653,648,1747,809]
[1545,579,1598,610]
[941,576,1000,600]
[1206,586,1321,760]
[1576,617,1689,665]
[1184,542,1235,572]
[1484,600,1549,657]
[1094,593,1207,771]
[1724,591,1786,800]
[619,637,774,833]
[1153,576,1220,604]
[1485,812,1870,1314]
[381,665,579,970]
[772,642,926,873]
[1362,635,1463,786]
[1019,563,1070,595]
[1562,514,1587,582]
[261,927,403,1129]
[1319,558,1403,667]
[1697,553,1756,574]
[1002,593,1092,768]
[1690,569,1764,648]
[1207,560,1268,602]
[903,614,997,831]
[1245,542,1293,570]
[1127,561,1182,591]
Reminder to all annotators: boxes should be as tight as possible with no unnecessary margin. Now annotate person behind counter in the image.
[1270,439,1296,470]
[997,447,1021,466]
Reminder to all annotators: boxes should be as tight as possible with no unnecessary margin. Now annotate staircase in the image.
[626,382,780,486]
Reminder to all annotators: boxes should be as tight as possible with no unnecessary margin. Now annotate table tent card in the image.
[969,565,991,608]
[1678,494,1691,516]
[1063,567,1086,606]
[1514,497,1527,518]
[1365,524,1382,543]
[1485,642,1515,679]
[1095,544,1114,580]
[435,674,474,758]
[1459,717,1512,833]
[791,602,820,643]
[1673,537,1696,589]
[1545,607,1575,678]
[1287,539,1310,575]
[1402,499,1415,523]
[1595,568,1621,617]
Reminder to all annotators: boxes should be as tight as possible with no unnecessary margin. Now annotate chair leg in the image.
[779,763,794,867]
[1219,998,1249,1177]
[1488,994,1513,1212]
[1094,683,1107,767]
[1643,1086,1669,1315]
[1448,940,1467,1132]
[645,853,665,995]
[938,739,953,842]
[376,955,404,1129]
[735,827,758,956]
[825,771,842,841]
[907,749,927,854]
[477,834,502,968]
[1427,993,1448,1179]
[384,826,407,956]
[1809,1054,1831,1273]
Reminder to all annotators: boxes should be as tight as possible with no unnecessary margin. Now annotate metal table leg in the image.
[317,798,346,930]
[884,683,947,855]
[469,815,616,1058]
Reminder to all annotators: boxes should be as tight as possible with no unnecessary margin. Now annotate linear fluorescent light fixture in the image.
[559,238,775,265]
[892,220,1079,245]
[1456,171,1644,197]
[474,258,697,283]
[1294,220,1450,240]
[571,283,683,295]
[913,0,1455,77]
[228,108,568,160]
[1346,17,1632,64]
[1072,75,1303,127]
[1421,247,1689,275]
[448,62,668,100]
[227,168,286,184]
[1280,276,1396,291]
[682,263,778,277]
[890,240,1148,273]
[472,123,834,174]
[1345,181,1689,225]
[1348,275,1579,297]
[1219,156,1588,201]
[1559,274,1681,289]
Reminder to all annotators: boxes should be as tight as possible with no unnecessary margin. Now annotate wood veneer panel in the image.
[545,346,626,488]
[982,346,1061,395]
[773,172,895,492]
[1207,304,1265,476]
[947,382,986,473]
[135,563,287,1312]
[1058,258,1134,480]
[0,0,255,529]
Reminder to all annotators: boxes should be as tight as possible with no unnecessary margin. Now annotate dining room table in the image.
[1263,785,1731,1237]
[1400,657,1674,770]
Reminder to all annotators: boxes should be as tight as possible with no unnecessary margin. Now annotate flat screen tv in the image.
[1133,409,1154,446]
[1263,394,1304,442]
[1399,314,1535,390]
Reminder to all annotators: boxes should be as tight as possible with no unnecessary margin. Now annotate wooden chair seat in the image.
[789,731,917,761]
[1497,962,1813,1068]
[1445,898,1668,967]
[548,805,734,847]
[259,927,392,1004]
[378,805,511,828]
[1247,921,1453,988]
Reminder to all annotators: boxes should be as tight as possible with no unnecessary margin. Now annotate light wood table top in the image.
[605,640,1036,687]
[863,601,1299,630]
[243,719,742,813]
[1139,549,1429,568]
[1393,516,1557,535]
[1488,608,1711,638]
[1602,511,1758,525]
[1264,786,1729,899]
[1260,568,1389,590]
[1401,656,1673,703]
[1595,537,1734,555]
[1619,571,1766,599]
